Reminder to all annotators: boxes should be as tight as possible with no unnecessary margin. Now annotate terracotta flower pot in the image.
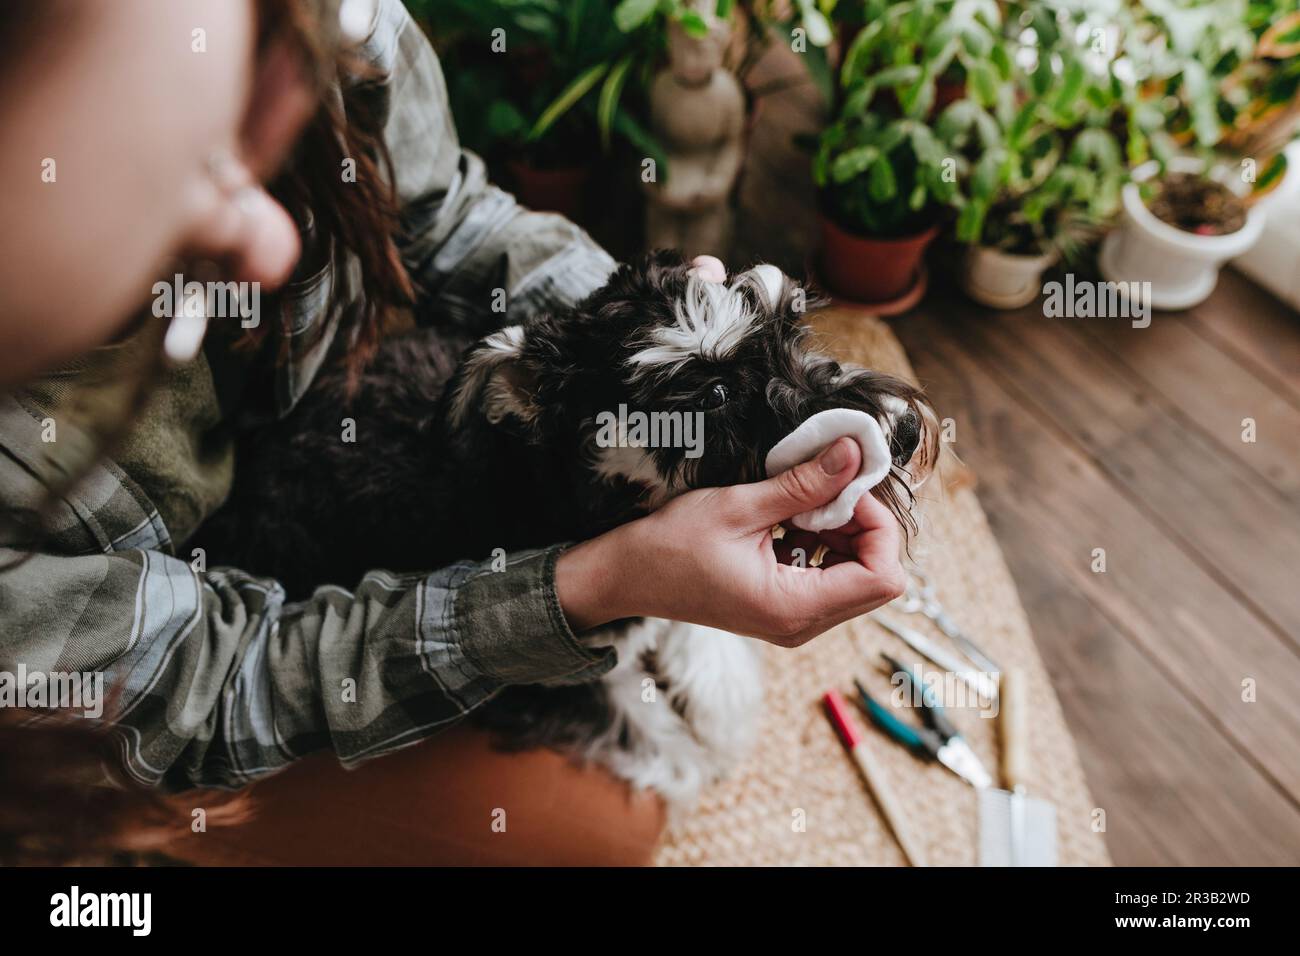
[507,160,592,222]
[817,212,939,310]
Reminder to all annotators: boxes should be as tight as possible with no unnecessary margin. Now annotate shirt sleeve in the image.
[363,0,617,333]
[0,543,613,791]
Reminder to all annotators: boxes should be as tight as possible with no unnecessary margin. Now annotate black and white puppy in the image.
[199,250,938,810]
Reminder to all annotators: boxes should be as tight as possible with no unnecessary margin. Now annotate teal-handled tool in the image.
[854,655,993,789]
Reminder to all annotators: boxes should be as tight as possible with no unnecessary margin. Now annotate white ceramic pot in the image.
[1099,157,1267,310]
[960,245,1060,308]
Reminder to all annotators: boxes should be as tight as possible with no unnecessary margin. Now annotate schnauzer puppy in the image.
[198,250,937,811]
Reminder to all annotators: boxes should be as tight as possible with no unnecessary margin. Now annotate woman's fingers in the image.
[771,490,900,566]
[733,437,860,531]
[226,186,302,288]
[777,554,905,630]
[688,254,726,283]
[771,491,905,636]
[848,493,903,575]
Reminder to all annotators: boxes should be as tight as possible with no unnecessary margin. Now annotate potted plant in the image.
[812,110,958,309]
[615,0,838,112]
[837,0,1005,116]
[951,10,1126,307]
[810,1,990,310]
[1098,0,1300,307]
[1099,156,1268,308]
[419,0,664,220]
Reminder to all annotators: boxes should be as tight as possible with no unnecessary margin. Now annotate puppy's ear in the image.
[732,262,826,323]
[734,263,786,308]
[449,326,539,429]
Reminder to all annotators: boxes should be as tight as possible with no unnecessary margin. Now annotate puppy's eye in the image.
[700,383,729,410]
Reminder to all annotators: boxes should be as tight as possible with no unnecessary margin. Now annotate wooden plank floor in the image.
[892,274,1300,865]
[729,42,1300,865]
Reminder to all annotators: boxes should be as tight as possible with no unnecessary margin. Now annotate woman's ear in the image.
[448,326,540,430]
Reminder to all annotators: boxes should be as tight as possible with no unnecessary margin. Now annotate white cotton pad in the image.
[764,408,893,532]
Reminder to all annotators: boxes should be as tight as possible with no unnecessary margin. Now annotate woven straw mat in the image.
[652,307,1111,867]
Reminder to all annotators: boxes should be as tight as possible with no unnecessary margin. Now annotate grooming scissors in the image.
[895,567,1001,675]
[854,654,993,789]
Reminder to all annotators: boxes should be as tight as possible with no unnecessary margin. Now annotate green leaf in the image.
[1253,152,1289,194]
[900,72,936,120]
[959,22,992,59]
[990,41,1012,80]
[908,122,948,165]
[1052,59,1086,116]
[971,148,1005,200]
[840,20,883,86]
[1030,60,1053,97]
[1070,129,1121,171]
[924,24,959,61]
[613,110,667,177]
[969,60,998,107]
[485,99,526,140]
[800,41,834,107]
[875,121,909,154]
[526,61,610,143]
[1007,101,1037,149]
[868,157,898,201]
[956,201,987,243]
[876,64,925,88]
[936,100,1000,149]
[831,145,880,183]
[597,54,634,152]
[843,80,879,116]
[613,0,657,33]
[1181,60,1222,148]
[679,11,710,37]
[1030,6,1059,48]
[802,8,834,47]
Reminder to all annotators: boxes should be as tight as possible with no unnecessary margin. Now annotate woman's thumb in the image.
[742,437,859,527]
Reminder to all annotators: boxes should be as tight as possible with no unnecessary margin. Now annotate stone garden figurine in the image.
[643,4,746,256]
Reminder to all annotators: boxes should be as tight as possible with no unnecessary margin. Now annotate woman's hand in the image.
[556,436,907,646]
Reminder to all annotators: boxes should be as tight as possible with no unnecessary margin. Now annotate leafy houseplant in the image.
[950,4,1128,307]
[613,0,837,145]
[810,0,991,308]
[837,0,1005,118]
[411,0,664,218]
[1098,0,1300,307]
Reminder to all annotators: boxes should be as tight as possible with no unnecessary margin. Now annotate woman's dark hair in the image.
[0,0,412,863]
[257,0,416,379]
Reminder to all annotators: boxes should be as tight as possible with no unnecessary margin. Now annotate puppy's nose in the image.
[890,408,921,464]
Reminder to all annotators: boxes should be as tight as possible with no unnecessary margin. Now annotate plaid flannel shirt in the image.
[0,0,617,790]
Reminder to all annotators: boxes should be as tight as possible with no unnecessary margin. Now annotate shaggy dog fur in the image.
[195,251,937,810]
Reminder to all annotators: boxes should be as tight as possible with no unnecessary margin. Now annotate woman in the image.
[0,0,904,864]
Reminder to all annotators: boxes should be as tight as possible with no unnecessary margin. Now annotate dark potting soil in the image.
[1146,173,1248,236]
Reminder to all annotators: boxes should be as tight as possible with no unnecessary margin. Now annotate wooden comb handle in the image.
[1000,667,1030,792]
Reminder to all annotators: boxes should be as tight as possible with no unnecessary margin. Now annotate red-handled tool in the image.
[822,689,928,867]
